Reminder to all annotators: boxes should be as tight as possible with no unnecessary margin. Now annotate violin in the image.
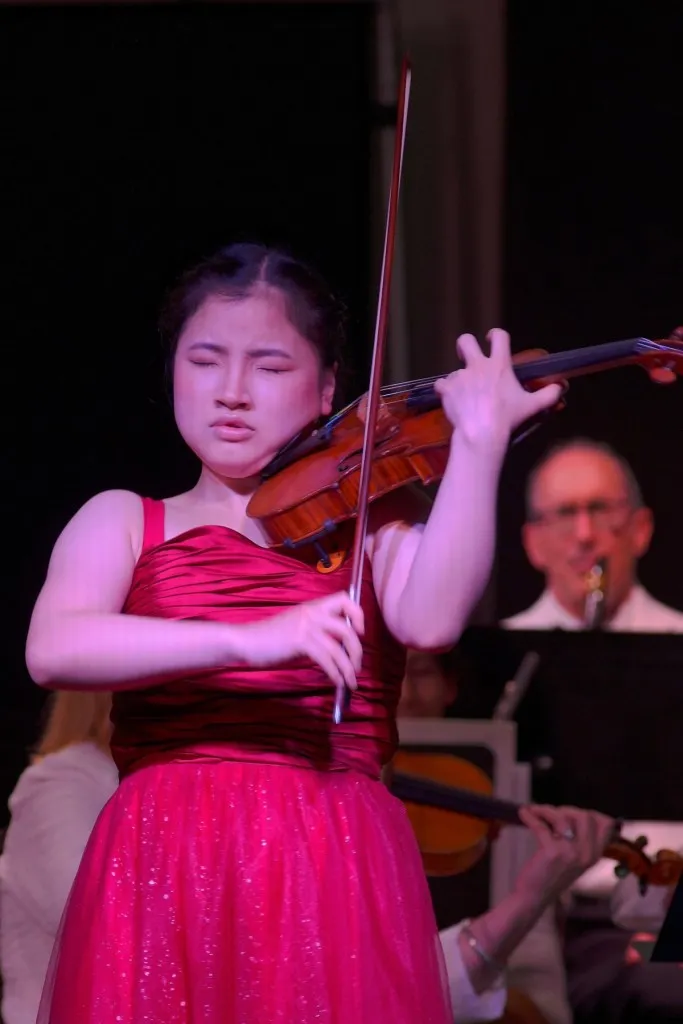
[385,751,683,894]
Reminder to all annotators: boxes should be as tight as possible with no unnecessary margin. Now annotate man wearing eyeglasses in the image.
[501,438,683,632]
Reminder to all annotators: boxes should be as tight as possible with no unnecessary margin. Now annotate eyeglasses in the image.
[529,498,633,536]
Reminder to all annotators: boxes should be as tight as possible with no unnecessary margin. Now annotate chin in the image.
[208,447,277,483]
[212,459,268,482]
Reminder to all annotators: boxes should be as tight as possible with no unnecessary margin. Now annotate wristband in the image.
[460,919,505,975]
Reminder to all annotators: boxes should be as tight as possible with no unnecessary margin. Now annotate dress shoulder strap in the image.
[140,497,165,554]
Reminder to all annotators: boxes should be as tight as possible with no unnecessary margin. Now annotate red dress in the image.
[38,498,453,1023]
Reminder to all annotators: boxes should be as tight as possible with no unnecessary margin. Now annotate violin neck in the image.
[513,337,651,383]
[405,336,653,411]
[390,770,523,827]
[392,771,653,873]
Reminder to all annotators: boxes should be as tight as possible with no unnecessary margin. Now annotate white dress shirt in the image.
[439,921,507,1022]
[0,742,119,1024]
[502,583,683,633]
[506,905,572,1024]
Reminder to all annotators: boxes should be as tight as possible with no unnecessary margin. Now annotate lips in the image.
[570,555,606,575]
[211,417,250,430]
[211,418,254,441]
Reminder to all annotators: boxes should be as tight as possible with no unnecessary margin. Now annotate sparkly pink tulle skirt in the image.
[38,760,453,1023]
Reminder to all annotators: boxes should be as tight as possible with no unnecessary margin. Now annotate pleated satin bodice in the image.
[111,502,406,779]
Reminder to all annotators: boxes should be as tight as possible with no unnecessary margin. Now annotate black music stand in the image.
[449,627,683,821]
[651,876,683,962]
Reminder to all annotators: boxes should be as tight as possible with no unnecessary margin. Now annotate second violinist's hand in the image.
[434,328,562,452]
[235,591,364,692]
[513,804,616,905]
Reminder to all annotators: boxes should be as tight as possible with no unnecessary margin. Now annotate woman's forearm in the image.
[26,612,249,691]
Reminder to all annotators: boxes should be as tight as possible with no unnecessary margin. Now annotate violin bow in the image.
[333,56,412,724]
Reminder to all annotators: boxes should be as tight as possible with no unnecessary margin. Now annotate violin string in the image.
[373,338,651,400]
[380,375,441,393]
[330,375,442,421]
[338,360,525,417]
[333,338,650,421]
[335,364,509,419]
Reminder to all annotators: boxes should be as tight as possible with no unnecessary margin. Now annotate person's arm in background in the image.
[1,747,117,936]
[439,917,506,1023]
[438,805,615,1024]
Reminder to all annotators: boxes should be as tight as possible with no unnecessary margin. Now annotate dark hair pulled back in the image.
[159,243,348,398]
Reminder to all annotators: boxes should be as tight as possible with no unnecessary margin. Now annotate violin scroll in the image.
[643,848,683,887]
[608,835,683,895]
[642,327,683,385]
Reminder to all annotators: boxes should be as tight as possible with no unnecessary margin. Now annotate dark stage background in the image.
[1,1,682,824]
[498,2,683,619]
[0,1,376,816]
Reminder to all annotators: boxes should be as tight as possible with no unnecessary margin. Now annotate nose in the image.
[573,508,597,544]
[218,363,251,409]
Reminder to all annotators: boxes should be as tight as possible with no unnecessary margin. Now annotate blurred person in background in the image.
[0,692,117,1024]
[502,438,683,633]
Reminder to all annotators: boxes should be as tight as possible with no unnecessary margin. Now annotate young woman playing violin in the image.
[27,242,581,1024]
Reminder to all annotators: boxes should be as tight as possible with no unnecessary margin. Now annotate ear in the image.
[630,505,654,558]
[320,363,337,416]
[522,521,549,572]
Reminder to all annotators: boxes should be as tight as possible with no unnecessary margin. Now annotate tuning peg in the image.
[634,835,648,850]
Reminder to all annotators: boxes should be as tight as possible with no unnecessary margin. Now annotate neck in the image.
[187,466,271,545]
[193,466,261,505]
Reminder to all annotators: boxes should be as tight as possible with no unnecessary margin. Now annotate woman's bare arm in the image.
[26,490,252,690]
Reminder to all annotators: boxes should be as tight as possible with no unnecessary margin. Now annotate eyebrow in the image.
[188,342,293,360]
[531,495,631,517]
